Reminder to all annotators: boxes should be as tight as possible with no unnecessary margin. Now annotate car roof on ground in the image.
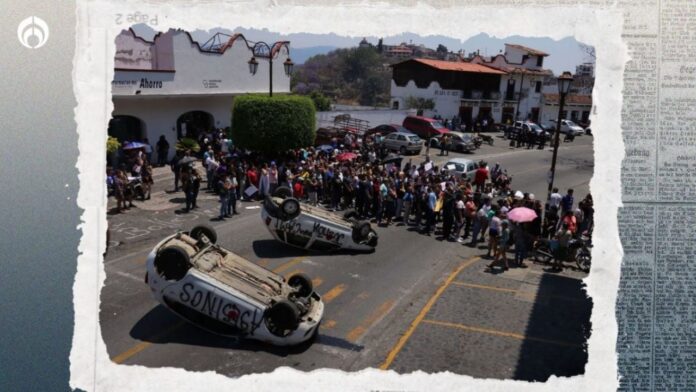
[446,157,476,164]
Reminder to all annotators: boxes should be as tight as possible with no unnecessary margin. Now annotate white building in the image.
[539,93,592,125]
[389,58,506,126]
[389,44,558,126]
[110,28,292,159]
[470,44,554,123]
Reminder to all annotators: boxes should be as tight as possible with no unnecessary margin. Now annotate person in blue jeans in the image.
[227,174,238,216]
[423,186,437,235]
[218,174,230,220]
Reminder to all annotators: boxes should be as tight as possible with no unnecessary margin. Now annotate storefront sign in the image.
[434,89,460,97]
[139,78,163,88]
[203,79,222,89]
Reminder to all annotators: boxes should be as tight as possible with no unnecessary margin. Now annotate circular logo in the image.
[17,16,49,49]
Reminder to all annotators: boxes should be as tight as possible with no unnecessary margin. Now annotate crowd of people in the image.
[108,125,593,272]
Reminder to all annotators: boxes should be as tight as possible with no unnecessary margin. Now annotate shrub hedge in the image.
[232,95,316,153]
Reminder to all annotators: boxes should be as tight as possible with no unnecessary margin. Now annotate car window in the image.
[431,121,445,129]
[407,135,420,142]
[447,162,465,172]
[398,135,406,141]
[566,120,578,127]
[386,134,397,140]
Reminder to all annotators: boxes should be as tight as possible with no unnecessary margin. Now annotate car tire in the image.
[288,273,314,298]
[154,245,191,281]
[280,198,301,220]
[366,229,378,247]
[265,299,301,336]
[273,186,293,199]
[190,224,217,245]
[456,145,464,153]
[399,146,406,155]
[343,209,359,220]
[352,221,372,243]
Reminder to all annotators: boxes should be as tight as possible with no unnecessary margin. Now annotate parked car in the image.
[548,119,585,136]
[402,115,450,139]
[145,224,324,346]
[261,187,378,252]
[428,131,476,153]
[444,158,480,181]
[365,124,413,138]
[506,121,549,139]
[378,131,422,155]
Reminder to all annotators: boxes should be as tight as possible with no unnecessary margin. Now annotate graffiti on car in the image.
[179,282,263,334]
[312,222,345,244]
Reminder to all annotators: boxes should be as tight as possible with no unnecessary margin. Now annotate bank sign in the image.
[111,71,174,95]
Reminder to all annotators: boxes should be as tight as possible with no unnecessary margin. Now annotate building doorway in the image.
[108,115,146,143]
[177,111,214,141]
[530,107,540,123]
[502,107,515,125]
[459,106,473,130]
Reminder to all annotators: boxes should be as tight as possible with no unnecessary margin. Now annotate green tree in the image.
[309,91,331,111]
[406,96,435,111]
[231,95,316,153]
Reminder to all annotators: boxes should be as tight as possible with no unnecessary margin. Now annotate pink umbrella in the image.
[336,152,358,162]
[507,207,537,222]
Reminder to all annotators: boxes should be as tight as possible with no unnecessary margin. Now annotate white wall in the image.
[390,80,461,118]
[113,30,291,96]
[113,95,236,158]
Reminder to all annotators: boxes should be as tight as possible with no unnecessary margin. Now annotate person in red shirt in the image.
[293,178,305,200]
[246,166,259,188]
[561,210,577,235]
[474,164,489,193]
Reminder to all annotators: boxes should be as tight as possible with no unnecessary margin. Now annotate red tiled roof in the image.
[506,43,549,56]
[406,58,506,75]
[543,93,592,105]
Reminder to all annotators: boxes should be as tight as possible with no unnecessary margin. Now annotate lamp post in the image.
[547,71,574,199]
[247,41,294,97]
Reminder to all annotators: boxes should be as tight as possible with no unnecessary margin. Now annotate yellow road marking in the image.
[322,284,347,303]
[357,291,370,300]
[323,320,337,329]
[111,320,185,364]
[451,281,517,294]
[451,281,587,303]
[346,300,395,343]
[379,256,480,370]
[272,256,305,274]
[422,319,582,348]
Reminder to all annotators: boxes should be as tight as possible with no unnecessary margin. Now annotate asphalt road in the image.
[101,133,594,380]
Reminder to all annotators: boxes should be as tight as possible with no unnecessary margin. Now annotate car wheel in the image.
[280,198,301,220]
[576,249,591,272]
[456,145,464,153]
[273,186,293,199]
[366,230,378,247]
[265,299,300,336]
[430,140,438,147]
[343,209,359,220]
[288,273,314,298]
[154,246,191,281]
[399,146,406,155]
[190,224,217,245]
[352,221,372,243]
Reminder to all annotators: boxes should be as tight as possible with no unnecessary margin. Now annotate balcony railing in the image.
[461,90,501,100]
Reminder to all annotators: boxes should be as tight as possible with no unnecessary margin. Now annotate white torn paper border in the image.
[71,1,627,391]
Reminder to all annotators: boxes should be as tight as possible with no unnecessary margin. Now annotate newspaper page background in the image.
[68,0,693,391]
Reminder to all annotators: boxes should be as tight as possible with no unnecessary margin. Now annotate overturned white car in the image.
[145,225,324,346]
[261,187,378,252]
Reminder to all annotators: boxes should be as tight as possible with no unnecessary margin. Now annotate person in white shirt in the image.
[548,187,563,216]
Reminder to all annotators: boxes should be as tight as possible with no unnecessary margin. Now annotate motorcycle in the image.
[533,232,592,272]
[127,176,145,201]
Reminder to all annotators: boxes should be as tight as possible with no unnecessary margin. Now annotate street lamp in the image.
[247,41,293,97]
[547,71,574,199]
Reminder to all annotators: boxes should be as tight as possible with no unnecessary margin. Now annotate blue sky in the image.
[131,25,593,75]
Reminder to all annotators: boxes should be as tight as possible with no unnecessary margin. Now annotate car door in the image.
[397,134,407,149]
[384,133,398,149]
[467,162,478,181]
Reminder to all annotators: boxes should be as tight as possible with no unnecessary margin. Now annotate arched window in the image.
[176,111,215,141]
[108,115,146,143]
